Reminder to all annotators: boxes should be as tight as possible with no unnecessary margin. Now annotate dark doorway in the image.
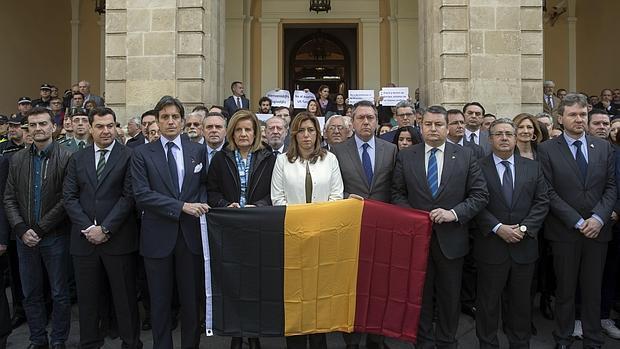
[283,24,357,98]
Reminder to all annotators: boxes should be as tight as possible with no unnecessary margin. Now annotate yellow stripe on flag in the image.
[283,199,364,336]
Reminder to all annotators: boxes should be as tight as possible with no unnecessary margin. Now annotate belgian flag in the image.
[202,199,432,342]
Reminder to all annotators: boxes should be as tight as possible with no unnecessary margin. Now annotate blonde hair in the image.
[226,109,264,152]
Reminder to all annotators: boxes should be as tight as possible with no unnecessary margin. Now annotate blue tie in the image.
[362,143,373,187]
[573,140,587,182]
[166,141,180,197]
[501,160,513,206]
[427,148,439,198]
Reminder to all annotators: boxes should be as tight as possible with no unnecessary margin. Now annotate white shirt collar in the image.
[95,140,115,153]
[492,153,514,167]
[563,131,587,147]
[424,142,446,154]
[354,134,376,149]
[160,134,183,150]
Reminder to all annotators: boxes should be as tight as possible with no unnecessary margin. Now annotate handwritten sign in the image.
[348,90,375,105]
[316,116,325,133]
[256,113,273,122]
[265,89,291,107]
[293,90,317,109]
[379,87,409,106]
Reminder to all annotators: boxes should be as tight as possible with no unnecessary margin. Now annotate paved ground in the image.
[5,293,620,348]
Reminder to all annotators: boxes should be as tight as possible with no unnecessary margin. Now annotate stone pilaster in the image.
[105,0,223,123]
[420,0,544,116]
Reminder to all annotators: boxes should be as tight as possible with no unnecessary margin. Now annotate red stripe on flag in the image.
[353,200,432,342]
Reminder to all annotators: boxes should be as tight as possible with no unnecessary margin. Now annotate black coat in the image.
[207,146,275,208]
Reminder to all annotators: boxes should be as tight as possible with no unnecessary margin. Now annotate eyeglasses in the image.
[397,113,414,118]
[490,131,515,137]
[327,125,345,131]
[186,122,201,128]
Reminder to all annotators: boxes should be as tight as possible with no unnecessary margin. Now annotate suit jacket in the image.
[131,137,208,258]
[59,138,90,154]
[538,135,616,242]
[63,142,138,256]
[379,127,423,145]
[0,155,9,245]
[206,147,275,208]
[223,95,250,118]
[543,95,561,115]
[84,94,105,107]
[126,132,146,148]
[463,139,486,159]
[391,142,489,259]
[331,136,398,202]
[474,154,549,264]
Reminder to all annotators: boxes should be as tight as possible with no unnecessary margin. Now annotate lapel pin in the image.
[590,144,594,148]
[451,155,456,159]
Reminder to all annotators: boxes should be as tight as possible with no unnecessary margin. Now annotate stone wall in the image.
[420,0,544,117]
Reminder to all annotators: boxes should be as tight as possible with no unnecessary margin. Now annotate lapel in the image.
[481,155,507,208]
[84,146,97,189]
[556,135,584,184]
[370,138,384,189]
[346,138,369,189]
[585,135,596,185]
[435,143,456,198]
[96,142,122,189]
[511,155,527,207]
[149,141,178,196]
[411,145,433,199]
[180,139,197,197]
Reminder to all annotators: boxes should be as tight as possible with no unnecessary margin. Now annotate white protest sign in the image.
[265,89,291,107]
[293,90,316,109]
[256,113,273,122]
[348,90,375,105]
[379,87,409,106]
[316,116,326,133]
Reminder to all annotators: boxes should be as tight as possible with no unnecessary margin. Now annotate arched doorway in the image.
[283,24,357,97]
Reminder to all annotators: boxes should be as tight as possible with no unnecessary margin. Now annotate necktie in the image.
[500,160,513,206]
[427,148,439,198]
[78,141,85,150]
[305,162,313,204]
[208,149,215,163]
[236,97,241,109]
[547,96,553,108]
[166,141,180,196]
[469,133,476,144]
[573,140,587,182]
[273,150,280,156]
[361,143,373,187]
[96,149,108,182]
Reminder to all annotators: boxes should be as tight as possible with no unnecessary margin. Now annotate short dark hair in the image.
[446,109,464,117]
[274,106,290,114]
[154,95,185,119]
[205,111,227,126]
[589,108,609,118]
[484,113,496,119]
[424,105,449,123]
[351,100,377,119]
[192,105,208,113]
[462,102,486,116]
[72,92,85,99]
[231,81,242,91]
[141,109,158,122]
[88,107,117,125]
[558,93,588,116]
[26,106,54,123]
[258,96,272,105]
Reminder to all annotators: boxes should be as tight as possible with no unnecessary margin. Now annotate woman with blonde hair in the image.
[270,111,343,348]
[206,109,276,349]
[513,113,543,160]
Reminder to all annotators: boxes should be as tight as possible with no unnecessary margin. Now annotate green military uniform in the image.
[59,137,89,153]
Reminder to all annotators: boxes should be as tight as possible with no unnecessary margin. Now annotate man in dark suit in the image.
[474,118,549,348]
[463,102,491,155]
[131,96,209,349]
[392,105,489,349]
[538,93,617,349]
[446,109,485,159]
[379,100,423,145]
[0,154,12,347]
[63,107,141,349]
[223,81,250,118]
[332,100,397,348]
[127,110,157,149]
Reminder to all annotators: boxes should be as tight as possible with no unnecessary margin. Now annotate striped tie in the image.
[427,148,439,198]
[96,149,108,182]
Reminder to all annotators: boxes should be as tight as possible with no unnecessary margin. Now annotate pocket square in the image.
[194,163,203,173]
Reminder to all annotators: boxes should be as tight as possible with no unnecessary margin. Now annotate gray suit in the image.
[330,135,396,347]
[391,141,489,349]
[538,134,616,348]
[331,136,397,202]
[467,129,492,155]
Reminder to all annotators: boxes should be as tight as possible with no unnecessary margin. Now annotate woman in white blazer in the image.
[270,112,343,349]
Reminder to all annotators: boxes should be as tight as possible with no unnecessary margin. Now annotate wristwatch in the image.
[101,225,111,235]
[519,225,527,234]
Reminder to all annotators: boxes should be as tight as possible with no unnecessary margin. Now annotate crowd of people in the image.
[0,79,620,349]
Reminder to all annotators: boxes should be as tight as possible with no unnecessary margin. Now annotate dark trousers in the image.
[476,259,535,349]
[286,334,327,349]
[416,235,464,349]
[0,255,12,340]
[551,237,607,348]
[601,229,620,318]
[16,235,71,345]
[144,234,202,349]
[73,252,141,349]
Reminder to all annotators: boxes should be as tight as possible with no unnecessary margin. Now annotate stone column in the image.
[105,0,223,123]
[419,0,544,116]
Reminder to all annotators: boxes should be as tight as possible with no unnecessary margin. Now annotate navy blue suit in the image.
[131,136,208,349]
[223,95,250,118]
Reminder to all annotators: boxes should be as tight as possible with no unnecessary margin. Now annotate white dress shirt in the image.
[424,143,446,186]
[94,140,116,169]
[270,152,344,205]
[160,134,185,192]
[563,132,589,163]
[464,129,481,145]
[493,153,515,188]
